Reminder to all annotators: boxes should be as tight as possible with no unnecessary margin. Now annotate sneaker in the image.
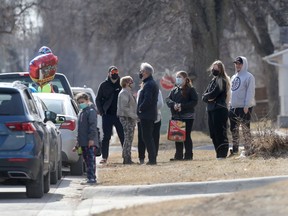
[80,179,97,185]
[87,179,97,184]
[139,159,144,165]
[236,151,246,159]
[217,157,226,160]
[99,159,107,164]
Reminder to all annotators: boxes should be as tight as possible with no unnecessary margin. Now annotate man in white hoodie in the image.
[229,56,255,156]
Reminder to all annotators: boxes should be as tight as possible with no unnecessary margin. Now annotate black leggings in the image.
[173,119,194,159]
[208,108,229,158]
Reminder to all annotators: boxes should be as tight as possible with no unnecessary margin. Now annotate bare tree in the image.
[2,0,287,130]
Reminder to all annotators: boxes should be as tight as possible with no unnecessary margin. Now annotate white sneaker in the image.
[236,151,246,159]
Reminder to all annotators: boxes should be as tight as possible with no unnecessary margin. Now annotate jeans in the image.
[102,114,124,159]
[229,107,253,152]
[82,146,96,181]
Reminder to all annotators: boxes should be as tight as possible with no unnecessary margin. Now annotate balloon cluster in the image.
[29,46,58,88]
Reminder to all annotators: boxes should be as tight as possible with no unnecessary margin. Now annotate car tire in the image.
[26,158,44,198]
[50,168,58,184]
[50,153,58,184]
[58,156,62,180]
[44,170,50,193]
[70,156,83,176]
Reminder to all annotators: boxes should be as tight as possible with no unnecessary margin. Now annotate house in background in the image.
[263,48,288,128]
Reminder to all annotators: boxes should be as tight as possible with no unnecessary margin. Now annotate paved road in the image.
[0,175,87,216]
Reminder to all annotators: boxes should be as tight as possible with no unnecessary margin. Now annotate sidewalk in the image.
[79,175,288,215]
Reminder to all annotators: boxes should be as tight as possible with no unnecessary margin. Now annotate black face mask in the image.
[111,74,119,80]
[139,73,143,79]
[212,69,219,76]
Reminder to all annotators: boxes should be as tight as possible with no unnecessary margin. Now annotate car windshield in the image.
[0,92,24,115]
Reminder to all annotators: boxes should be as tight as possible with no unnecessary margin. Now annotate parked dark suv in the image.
[0,82,55,198]
[0,72,74,99]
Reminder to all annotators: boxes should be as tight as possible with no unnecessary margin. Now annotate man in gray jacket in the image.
[229,56,255,156]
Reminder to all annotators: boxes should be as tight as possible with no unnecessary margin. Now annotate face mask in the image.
[79,103,88,110]
[175,77,183,86]
[139,73,143,79]
[212,69,219,76]
[111,74,119,80]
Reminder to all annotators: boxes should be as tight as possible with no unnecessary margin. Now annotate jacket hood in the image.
[237,56,248,73]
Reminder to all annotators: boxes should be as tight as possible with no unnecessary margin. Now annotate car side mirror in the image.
[44,111,57,123]
[56,115,66,124]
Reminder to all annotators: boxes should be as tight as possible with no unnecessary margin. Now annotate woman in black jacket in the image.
[166,71,198,161]
[202,60,231,159]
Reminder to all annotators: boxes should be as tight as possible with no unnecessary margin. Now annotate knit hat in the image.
[108,66,118,73]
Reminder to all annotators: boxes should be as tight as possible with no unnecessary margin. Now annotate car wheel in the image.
[50,168,58,184]
[50,154,58,184]
[58,156,62,180]
[26,158,44,198]
[44,170,50,193]
[70,156,83,176]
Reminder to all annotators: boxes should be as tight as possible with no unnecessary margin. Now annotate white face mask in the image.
[175,77,183,86]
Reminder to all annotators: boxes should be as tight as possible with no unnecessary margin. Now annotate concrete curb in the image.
[82,175,288,199]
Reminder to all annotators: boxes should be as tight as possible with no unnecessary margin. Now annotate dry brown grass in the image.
[97,180,288,216]
[98,128,288,186]
[249,121,288,158]
[97,148,288,186]
[94,127,288,216]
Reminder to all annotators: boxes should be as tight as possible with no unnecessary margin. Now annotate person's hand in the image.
[88,140,94,148]
[178,104,181,112]
[243,107,249,114]
[72,146,77,152]
[174,103,178,111]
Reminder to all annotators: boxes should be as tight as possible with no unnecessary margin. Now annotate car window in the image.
[33,96,49,120]
[40,98,64,115]
[0,92,24,115]
[22,89,38,115]
[0,76,32,86]
[50,79,65,94]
